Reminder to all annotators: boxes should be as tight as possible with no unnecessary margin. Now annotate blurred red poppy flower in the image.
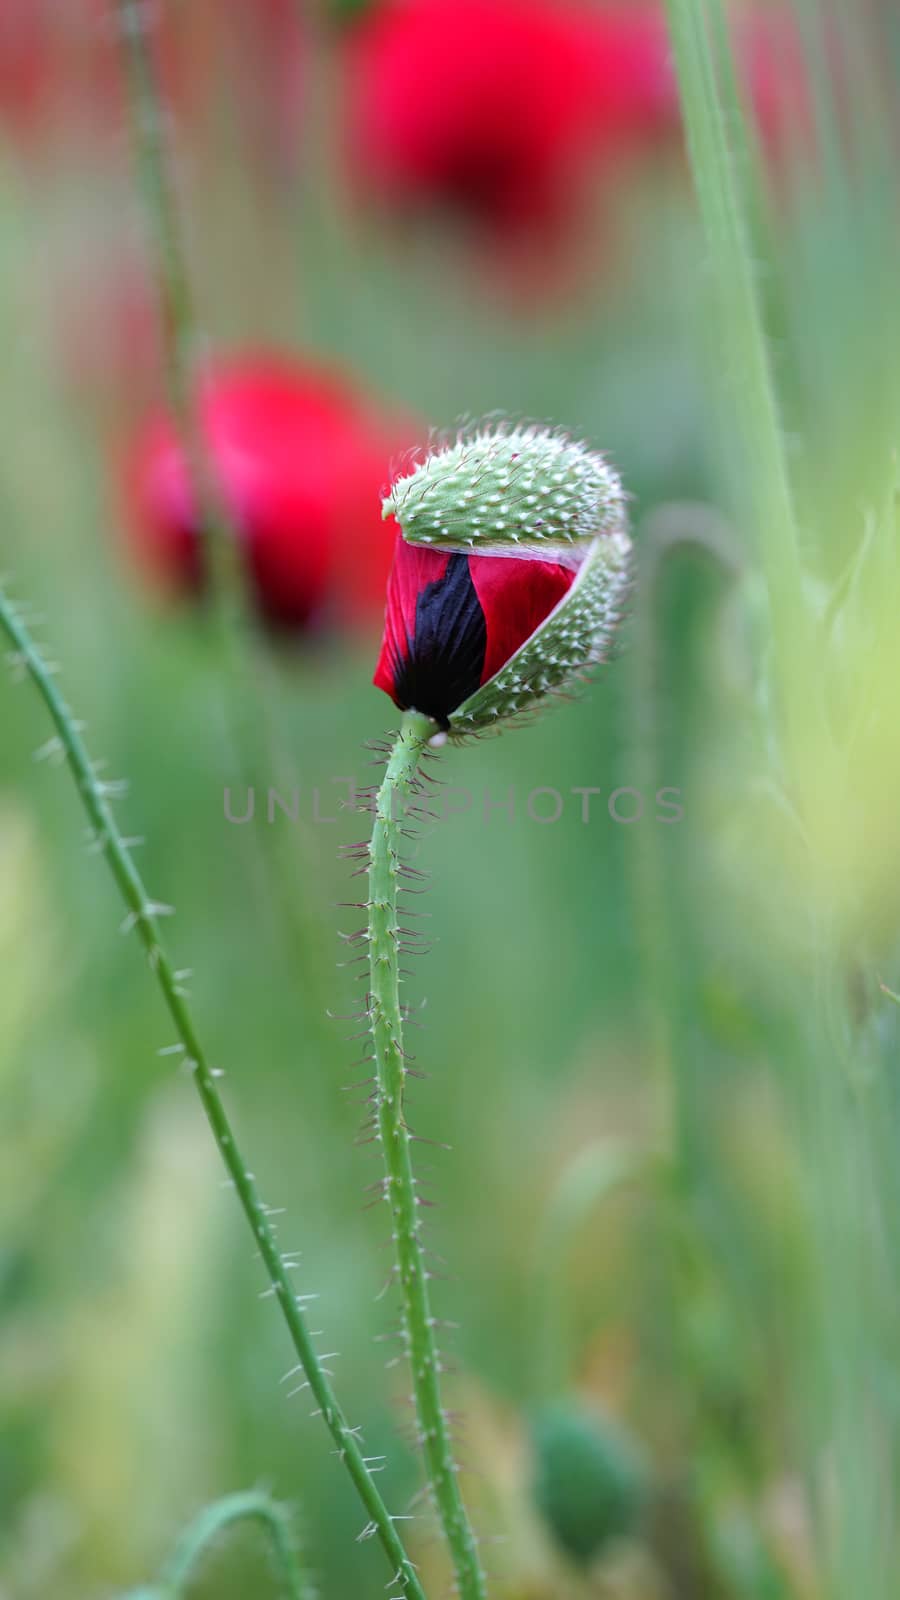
[0,2,49,134]
[0,0,191,152]
[345,0,637,238]
[737,6,814,156]
[124,358,412,634]
[346,0,814,246]
[0,0,128,144]
[374,536,576,728]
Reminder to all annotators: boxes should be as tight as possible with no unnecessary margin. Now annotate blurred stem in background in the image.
[626,507,796,1596]
[629,503,744,1160]
[662,2,897,1597]
[662,0,812,763]
[364,712,486,1600]
[116,0,344,1086]
[0,584,428,1600]
[116,0,245,635]
[122,1490,314,1600]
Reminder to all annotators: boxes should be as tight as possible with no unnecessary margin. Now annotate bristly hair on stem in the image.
[0,581,427,1600]
[360,711,487,1600]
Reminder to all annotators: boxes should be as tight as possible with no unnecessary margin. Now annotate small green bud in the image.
[530,1402,648,1567]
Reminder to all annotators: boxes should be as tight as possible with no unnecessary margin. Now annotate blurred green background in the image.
[3,3,900,1597]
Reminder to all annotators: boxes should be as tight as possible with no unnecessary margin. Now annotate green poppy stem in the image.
[0,584,427,1600]
[365,712,486,1600]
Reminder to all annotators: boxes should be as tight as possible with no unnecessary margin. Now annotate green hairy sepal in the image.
[451,528,631,733]
[384,423,628,557]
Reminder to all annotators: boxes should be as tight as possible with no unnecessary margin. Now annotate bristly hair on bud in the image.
[382,421,627,556]
[374,421,631,735]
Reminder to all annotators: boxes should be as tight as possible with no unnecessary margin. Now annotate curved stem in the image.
[0,586,426,1600]
[629,504,744,1153]
[158,1491,312,1598]
[367,714,486,1600]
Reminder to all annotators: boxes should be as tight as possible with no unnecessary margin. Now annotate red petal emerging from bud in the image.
[469,553,575,685]
[373,531,574,728]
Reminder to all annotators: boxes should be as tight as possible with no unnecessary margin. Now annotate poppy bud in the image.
[374,424,630,733]
[530,1402,648,1566]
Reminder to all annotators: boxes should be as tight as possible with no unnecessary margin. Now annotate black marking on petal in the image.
[392,555,486,730]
